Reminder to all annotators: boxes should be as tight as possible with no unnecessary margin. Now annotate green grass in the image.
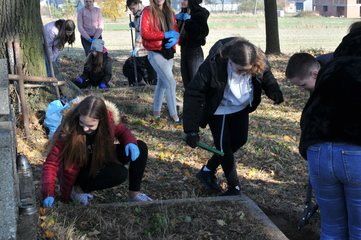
[91,14,358,54]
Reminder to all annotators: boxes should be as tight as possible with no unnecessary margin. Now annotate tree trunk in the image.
[0,0,46,76]
[264,0,281,54]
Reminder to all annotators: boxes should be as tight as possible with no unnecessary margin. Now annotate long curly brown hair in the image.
[50,96,117,177]
[220,37,266,76]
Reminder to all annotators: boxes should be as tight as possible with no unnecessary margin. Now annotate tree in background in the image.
[99,0,126,21]
[0,0,46,75]
[264,0,281,54]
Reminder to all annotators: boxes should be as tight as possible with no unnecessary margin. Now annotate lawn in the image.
[21,13,359,239]
[58,13,356,57]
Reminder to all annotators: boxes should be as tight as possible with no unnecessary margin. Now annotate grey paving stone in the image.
[0,122,17,240]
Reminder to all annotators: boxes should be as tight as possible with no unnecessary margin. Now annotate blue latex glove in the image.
[99,83,108,89]
[176,12,184,20]
[87,37,94,43]
[131,48,138,57]
[43,196,54,208]
[129,21,135,28]
[125,143,140,161]
[164,30,179,39]
[76,76,85,84]
[71,192,93,205]
[183,13,191,21]
[165,37,178,49]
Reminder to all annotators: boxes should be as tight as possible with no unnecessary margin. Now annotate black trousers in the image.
[180,46,204,87]
[81,35,102,56]
[75,140,148,192]
[206,109,249,187]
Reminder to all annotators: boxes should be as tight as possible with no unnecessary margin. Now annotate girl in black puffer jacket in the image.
[183,37,283,195]
[176,0,209,87]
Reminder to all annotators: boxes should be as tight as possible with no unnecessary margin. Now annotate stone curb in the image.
[68,195,289,240]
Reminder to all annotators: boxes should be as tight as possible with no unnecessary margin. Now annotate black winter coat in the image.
[82,52,112,86]
[179,7,209,48]
[183,38,283,133]
[299,56,361,159]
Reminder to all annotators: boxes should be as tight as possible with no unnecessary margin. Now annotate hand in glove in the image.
[131,48,138,57]
[76,76,85,84]
[42,196,55,208]
[183,13,191,21]
[125,143,140,161]
[87,37,94,43]
[185,132,200,148]
[99,83,108,89]
[72,193,93,205]
[164,30,179,39]
[176,12,184,20]
[129,21,136,28]
[269,90,284,105]
[165,37,178,49]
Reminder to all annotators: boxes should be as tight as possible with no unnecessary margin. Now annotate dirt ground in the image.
[16,51,321,239]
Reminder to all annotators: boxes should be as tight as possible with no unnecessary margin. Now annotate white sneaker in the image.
[128,193,153,202]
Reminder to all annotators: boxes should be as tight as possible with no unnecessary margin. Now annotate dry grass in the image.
[16,13,352,239]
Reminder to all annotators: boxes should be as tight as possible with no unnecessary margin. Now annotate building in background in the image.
[285,0,313,13]
[314,0,361,18]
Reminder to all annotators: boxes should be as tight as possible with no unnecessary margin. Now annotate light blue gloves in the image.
[176,12,191,21]
[176,12,184,20]
[125,143,140,161]
[43,196,54,208]
[131,48,138,57]
[164,30,179,39]
[99,83,108,89]
[165,37,178,49]
[183,13,191,21]
[71,189,94,205]
[129,21,135,28]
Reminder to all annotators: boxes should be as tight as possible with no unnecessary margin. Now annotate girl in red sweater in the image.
[42,96,152,207]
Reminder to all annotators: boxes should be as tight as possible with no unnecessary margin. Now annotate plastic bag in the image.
[43,98,76,139]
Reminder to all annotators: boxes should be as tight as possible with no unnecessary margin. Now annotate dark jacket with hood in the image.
[178,0,209,48]
[299,56,361,159]
[183,37,283,133]
[82,49,112,86]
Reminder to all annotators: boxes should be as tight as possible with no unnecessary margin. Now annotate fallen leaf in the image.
[44,230,55,238]
[88,230,101,236]
[216,219,226,226]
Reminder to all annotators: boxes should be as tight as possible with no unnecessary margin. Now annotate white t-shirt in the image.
[214,61,253,115]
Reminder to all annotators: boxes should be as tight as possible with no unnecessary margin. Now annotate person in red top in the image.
[141,0,181,123]
[42,96,152,207]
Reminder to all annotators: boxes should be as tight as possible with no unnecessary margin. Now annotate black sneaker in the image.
[196,167,222,192]
[221,185,241,196]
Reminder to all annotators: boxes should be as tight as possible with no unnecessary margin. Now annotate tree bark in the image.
[0,0,46,75]
[264,0,281,54]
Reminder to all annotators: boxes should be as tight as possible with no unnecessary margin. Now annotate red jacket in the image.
[42,99,137,202]
[141,6,178,51]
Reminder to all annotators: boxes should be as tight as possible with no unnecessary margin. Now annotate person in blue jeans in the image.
[299,56,361,239]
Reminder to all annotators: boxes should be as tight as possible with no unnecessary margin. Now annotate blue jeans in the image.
[307,143,361,240]
[147,51,178,117]
[180,46,204,87]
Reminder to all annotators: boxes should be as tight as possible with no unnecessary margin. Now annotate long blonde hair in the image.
[149,0,174,31]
